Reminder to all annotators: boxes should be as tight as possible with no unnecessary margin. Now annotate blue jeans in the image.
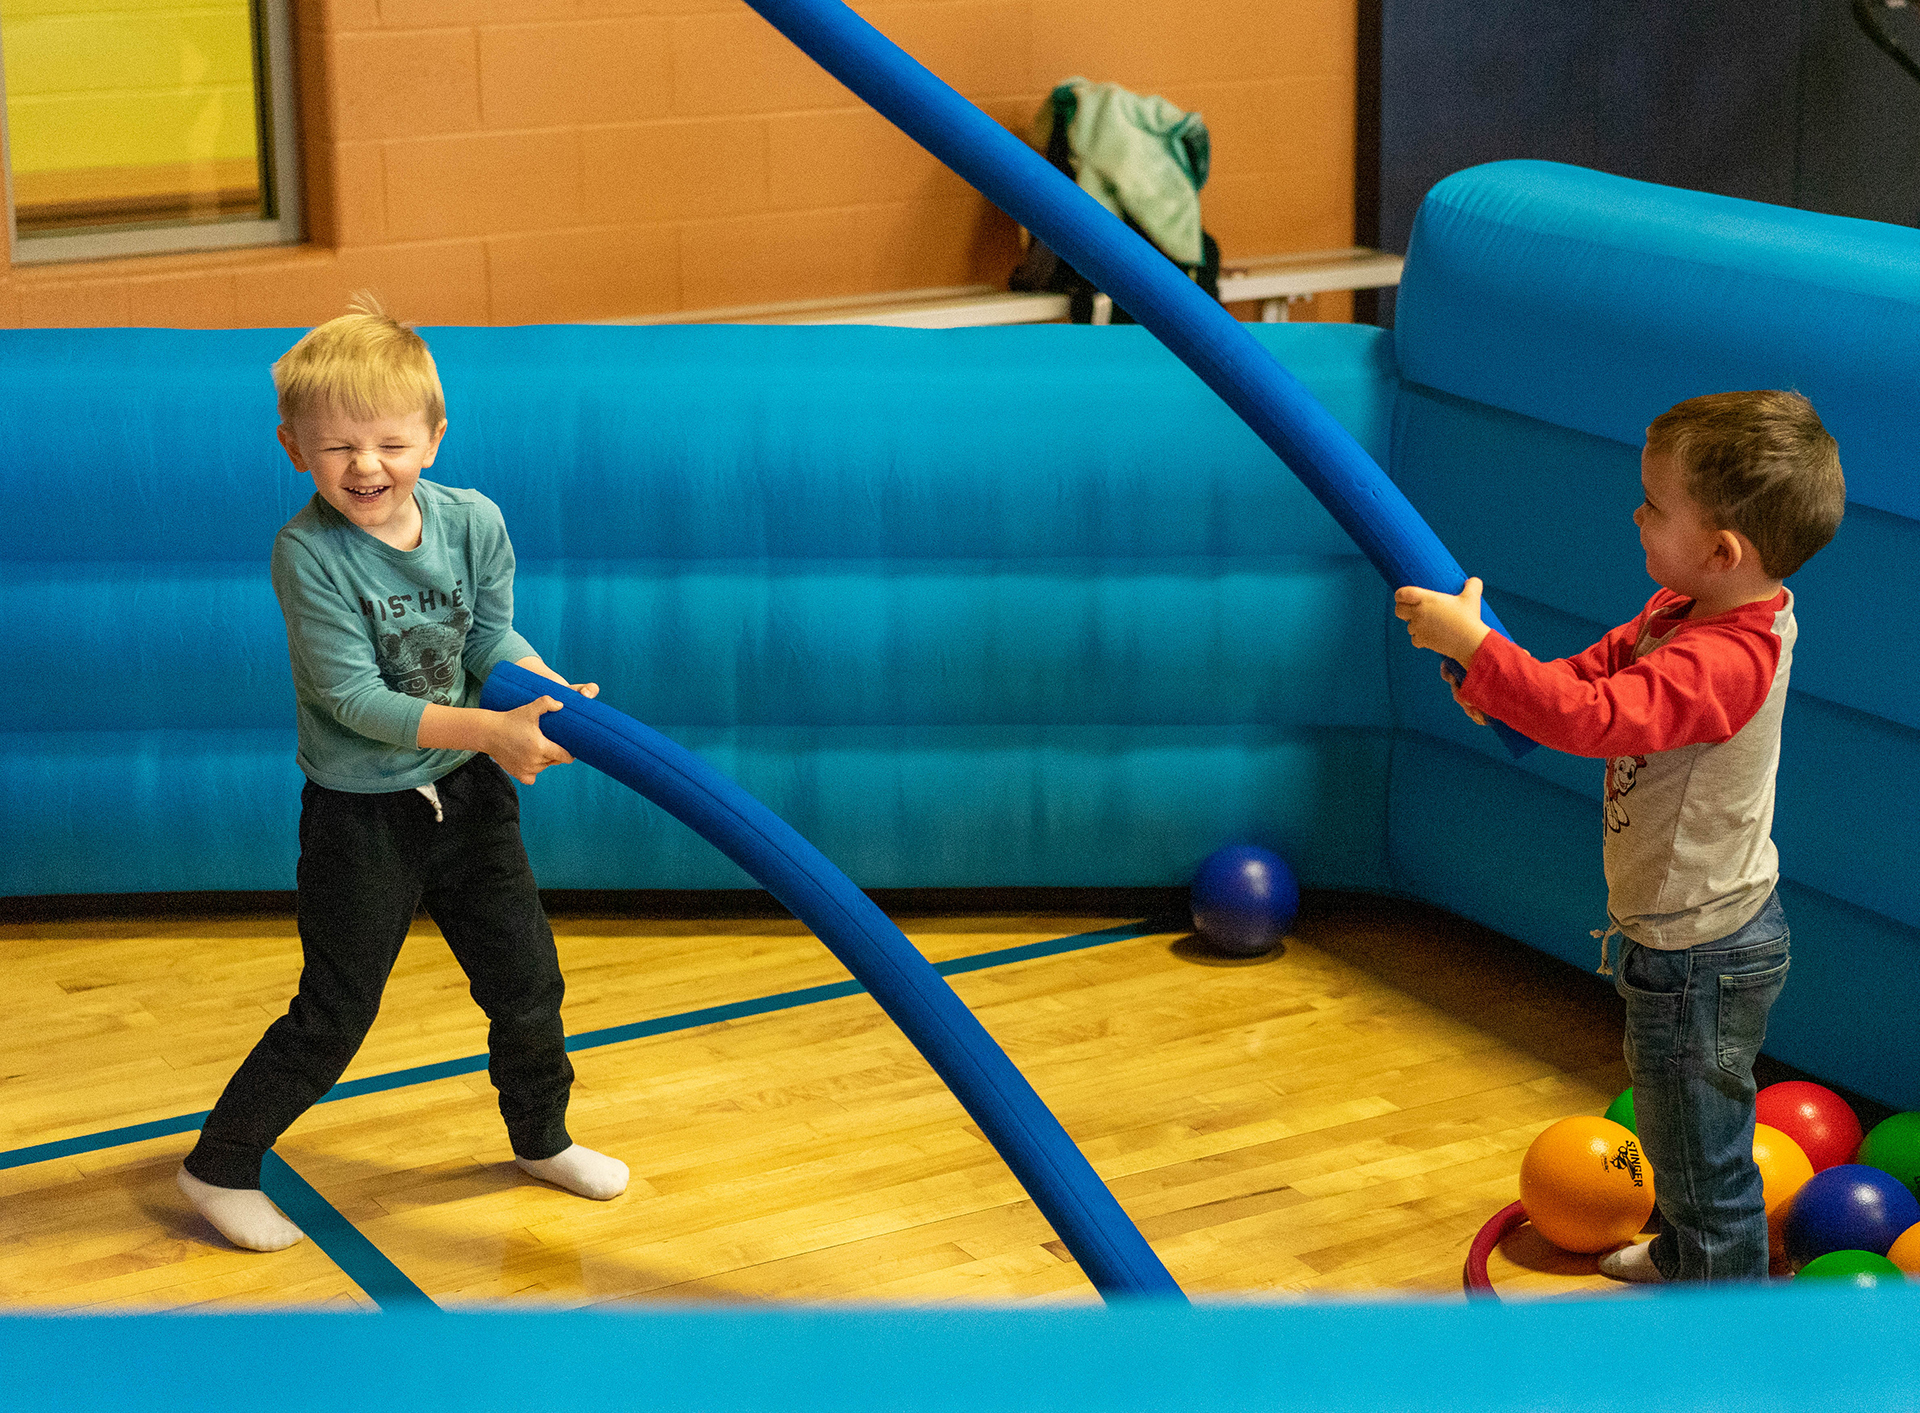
[1613,891,1790,1282]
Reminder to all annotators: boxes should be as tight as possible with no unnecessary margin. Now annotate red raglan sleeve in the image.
[1543,603,1654,684]
[1456,595,1781,759]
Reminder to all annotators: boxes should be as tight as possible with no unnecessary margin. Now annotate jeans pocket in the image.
[1717,954,1789,1076]
[1616,941,1683,1078]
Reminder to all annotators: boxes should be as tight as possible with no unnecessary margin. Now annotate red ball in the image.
[1757,1081,1864,1173]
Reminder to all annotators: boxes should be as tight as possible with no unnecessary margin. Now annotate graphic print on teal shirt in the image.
[365,590,471,705]
[273,480,535,793]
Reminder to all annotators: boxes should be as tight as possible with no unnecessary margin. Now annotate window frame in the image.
[0,0,303,266]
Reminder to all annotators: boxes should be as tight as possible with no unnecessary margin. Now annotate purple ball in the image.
[1784,1162,1920,1266]
[1190,845,1299,957]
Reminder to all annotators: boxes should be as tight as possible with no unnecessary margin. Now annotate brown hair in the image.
[1646,390,1845,579]
[272,292,445,427]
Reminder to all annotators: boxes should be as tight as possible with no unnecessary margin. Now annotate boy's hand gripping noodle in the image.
[737,0,1536,759]
[481,662,1186,1302]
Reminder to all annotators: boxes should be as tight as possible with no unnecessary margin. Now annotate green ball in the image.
[1857,1113,1920,1200]
[1604,1088,1636,1135]
[1796,1250,1905,1286]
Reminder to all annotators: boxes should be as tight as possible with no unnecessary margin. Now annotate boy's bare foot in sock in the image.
[177,1167,305,1252]
[1597,1239,1666,1283]
[515,1144,628,1200]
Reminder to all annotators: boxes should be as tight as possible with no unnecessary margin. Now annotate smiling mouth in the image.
[344,486,388,501]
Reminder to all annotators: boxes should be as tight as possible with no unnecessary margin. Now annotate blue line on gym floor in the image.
[259,1152,441,1311]
[2,917,1174,1303]
[3,917,1165,1174]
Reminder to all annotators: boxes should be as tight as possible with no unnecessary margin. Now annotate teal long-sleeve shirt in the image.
[271,479,536,792]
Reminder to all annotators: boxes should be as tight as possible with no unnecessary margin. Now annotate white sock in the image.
[1597,1239,1665,1284]
[177,1167,305,1252]
[515,1143,627,1200]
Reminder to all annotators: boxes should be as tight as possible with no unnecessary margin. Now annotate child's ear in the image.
[276,423,309,475]
[421,418,448,468]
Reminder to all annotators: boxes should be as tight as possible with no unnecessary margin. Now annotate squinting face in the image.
[1633,446,1721,598]
[279,406,446,548]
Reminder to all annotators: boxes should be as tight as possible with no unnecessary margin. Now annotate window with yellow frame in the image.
[0,0,300,263]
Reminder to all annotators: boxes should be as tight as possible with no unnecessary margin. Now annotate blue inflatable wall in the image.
[5,150,1920,1400]
[2,166,1914,1105]
[1389,161,1920,1104]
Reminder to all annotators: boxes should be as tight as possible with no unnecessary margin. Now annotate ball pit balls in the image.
[1795,1250,1905,1286]
[1753,1123,1815,1260]
[1755,1081,1863,1173]
[1189,844,1299,958]
[1856,1112,1920,1200]
[1603,1087,1636,1135]
[1518,1115,1655,1254]
[1887,1223,1920,1275]
[1784,1163,1920,1267]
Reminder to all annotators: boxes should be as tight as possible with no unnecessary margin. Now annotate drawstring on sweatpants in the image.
[416,782,444,823]
[1592,920,1623,976]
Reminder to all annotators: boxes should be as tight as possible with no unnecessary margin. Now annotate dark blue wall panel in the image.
[1370,0,1920,324]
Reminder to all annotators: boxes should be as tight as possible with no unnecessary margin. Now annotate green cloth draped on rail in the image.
[1038,78,1209,269]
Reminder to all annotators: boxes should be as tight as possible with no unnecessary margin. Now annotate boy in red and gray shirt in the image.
[1395,390,1846,1283]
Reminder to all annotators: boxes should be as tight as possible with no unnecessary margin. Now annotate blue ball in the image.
[1190,845,1299,957]
[1784,1163,1920,1267]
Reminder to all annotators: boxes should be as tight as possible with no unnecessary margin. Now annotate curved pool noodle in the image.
[481,662,1183,1302]
[740,0,1535,759]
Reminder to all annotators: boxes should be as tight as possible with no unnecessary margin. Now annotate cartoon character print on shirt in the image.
[379,608,470,703]
[1606,619,1678,833]
[360,583,471,705]
[1604,754,1645,834]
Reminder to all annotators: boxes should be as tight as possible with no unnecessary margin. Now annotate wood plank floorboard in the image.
[1,892,1635,1308]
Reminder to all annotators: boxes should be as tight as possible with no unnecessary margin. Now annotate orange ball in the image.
[1888,1222,1920,1275]
[1520,1116,1657,1253]
[1754,1122,1815,1260]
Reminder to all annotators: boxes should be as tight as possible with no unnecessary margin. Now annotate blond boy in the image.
[1395,390,1844,1283]
[178,301,626,1251]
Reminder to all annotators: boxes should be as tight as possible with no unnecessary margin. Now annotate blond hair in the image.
[273,293,445,427]
[1646,390,1845,580]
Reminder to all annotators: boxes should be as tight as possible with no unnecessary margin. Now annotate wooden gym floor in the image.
[0,890,1637,1311]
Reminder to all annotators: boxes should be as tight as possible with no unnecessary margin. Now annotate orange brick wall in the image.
[0,0,1357,328]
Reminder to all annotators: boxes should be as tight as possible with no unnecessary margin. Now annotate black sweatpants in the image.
[184,755,574,1189]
